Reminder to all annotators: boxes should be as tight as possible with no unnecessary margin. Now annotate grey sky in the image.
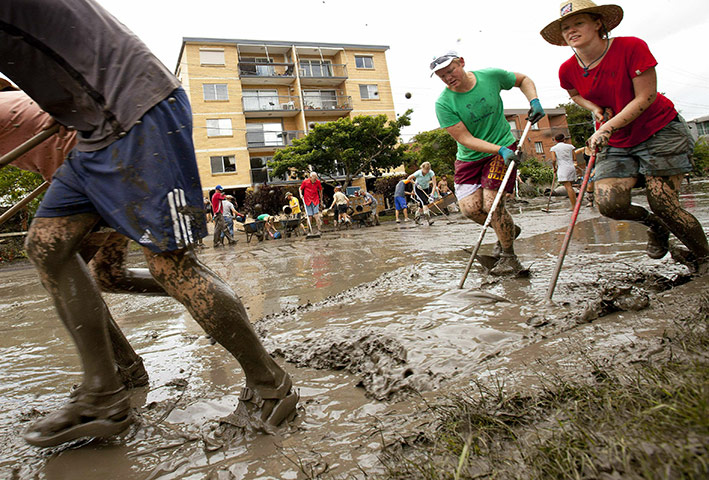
[95,0,709,140]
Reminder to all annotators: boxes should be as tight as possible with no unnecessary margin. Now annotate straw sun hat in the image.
[540,0,623,46]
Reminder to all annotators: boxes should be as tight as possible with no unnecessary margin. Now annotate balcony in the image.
[298,63,348,87]
[246,130,303,152]
[242,95,301,118]
[238,61,296,85]
[302,95,353,117]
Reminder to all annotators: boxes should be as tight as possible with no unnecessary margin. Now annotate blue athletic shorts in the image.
[305,203,320,216]
[394,196,407,211]
[36,88,208,252]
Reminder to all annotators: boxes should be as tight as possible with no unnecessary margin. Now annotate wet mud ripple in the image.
[273,329,434,401]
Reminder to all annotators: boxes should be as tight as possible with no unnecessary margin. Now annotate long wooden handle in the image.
[0,124,60,169]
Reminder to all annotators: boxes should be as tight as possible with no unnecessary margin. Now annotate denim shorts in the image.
[594,116,694,181]
[305,203,320,216]
[36,88,207,252]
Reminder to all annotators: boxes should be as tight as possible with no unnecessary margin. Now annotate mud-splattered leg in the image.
[646,175,709,260]
[25,214,123,394]
[595,177,663,226]
[458,189,486,225]
[87,232,166,295]
[142,248,286,392]
[483,189,516,254]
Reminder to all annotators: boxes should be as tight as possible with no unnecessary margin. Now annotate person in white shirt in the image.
[550,133,578,209]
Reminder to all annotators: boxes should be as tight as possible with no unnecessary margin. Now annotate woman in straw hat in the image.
[541,1,709,273]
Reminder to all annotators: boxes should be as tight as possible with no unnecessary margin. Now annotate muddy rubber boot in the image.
[426,213,434,226]
[647,224,670,259]
[492,224,522,258]
[414,211,421,225]
[489,253,524,276]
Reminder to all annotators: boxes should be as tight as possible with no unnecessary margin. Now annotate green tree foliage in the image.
[0,165,44,220]
[269,111,412,187]
[691,137,709,177]
[518,157,554,185]
[406,128,457,177]
[559,101,594,148]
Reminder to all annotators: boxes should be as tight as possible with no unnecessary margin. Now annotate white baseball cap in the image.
[429,51,460,77]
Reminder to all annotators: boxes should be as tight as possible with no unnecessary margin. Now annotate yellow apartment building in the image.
[175,38,397,196]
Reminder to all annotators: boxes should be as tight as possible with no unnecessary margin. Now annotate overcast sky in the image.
[95,0,709,140]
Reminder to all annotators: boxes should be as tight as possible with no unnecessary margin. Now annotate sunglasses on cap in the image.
[429,54,458,71]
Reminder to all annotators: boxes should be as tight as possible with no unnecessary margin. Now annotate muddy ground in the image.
[1,181,708,479]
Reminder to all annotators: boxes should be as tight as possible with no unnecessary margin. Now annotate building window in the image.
[206,119,233,137]
[698,122,709,136]
[531,122,540,130]
[303,89,338,109]
[203,83,229,101]
[300,59,333,77]
[199,49,225,66]
[355,55,374,69]
[534,142,544,154]
[243,90,279,110]
[250,156,287,184]
[210,155,236,174]
[359,84,379,100]
[246,122,284,147]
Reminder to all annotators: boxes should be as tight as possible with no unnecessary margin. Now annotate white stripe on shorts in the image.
[454,183,482,201]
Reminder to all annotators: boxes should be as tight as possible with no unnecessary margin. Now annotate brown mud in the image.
[1,180,708,479]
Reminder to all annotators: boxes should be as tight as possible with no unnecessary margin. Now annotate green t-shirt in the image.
[435,68,516,162]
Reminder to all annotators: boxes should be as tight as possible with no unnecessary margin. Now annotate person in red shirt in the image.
[210,185,235,247]
[541,1,708,273]
[299,172,324,233]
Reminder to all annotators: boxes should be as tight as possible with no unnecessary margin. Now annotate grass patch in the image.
[379,317,709,479]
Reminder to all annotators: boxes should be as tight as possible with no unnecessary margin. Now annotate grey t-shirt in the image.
[0,0,180,152]
[394,180,406,198]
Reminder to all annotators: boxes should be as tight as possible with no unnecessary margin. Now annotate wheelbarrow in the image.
[242,220,266,243]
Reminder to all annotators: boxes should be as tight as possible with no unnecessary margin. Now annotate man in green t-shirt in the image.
[432,51,545,275]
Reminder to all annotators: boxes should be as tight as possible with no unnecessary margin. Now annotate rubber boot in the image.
[489,253,524,276]
[644,214,670,259]
[426,212,434,226]
[492,224,522,258]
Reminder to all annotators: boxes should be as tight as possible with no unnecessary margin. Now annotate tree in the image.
[559,101,595,148]
[406,128,457,177]
[269,110,412,187]
[0,166,44,228]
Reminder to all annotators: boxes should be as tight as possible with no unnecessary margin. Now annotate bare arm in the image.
[445,122,500,156]
[514,73,539,102]
[567,89,605,122]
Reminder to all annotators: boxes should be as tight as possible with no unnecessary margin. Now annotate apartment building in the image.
[175,38,396,195]
[505,108,570,162]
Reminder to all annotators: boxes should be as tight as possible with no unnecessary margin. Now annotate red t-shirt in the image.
[211,191,226,214]
[559,36,676,148]
[300,178,322,206]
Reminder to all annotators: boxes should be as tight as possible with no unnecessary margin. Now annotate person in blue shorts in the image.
[393,179,411,223]
[1,0,297,447]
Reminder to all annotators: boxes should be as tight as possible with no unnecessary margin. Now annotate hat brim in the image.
[540,4,623,46]
[429,57,456,77]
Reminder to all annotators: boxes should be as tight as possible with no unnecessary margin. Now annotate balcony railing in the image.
[302,95,352,111]
[238,61,295,78]
[242,95,301,113]
[246,130,303,149]
[299,63,347,79]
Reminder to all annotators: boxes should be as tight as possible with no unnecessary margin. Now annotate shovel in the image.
[541,171,557,213]
[458,121,532,289]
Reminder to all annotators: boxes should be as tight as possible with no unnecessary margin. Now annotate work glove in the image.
[498,146,519,167]
[527,98,545,125]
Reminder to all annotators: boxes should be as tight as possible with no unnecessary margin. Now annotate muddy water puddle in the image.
[2,181,709,478]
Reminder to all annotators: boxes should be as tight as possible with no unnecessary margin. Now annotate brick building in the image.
[505,107,570,162]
